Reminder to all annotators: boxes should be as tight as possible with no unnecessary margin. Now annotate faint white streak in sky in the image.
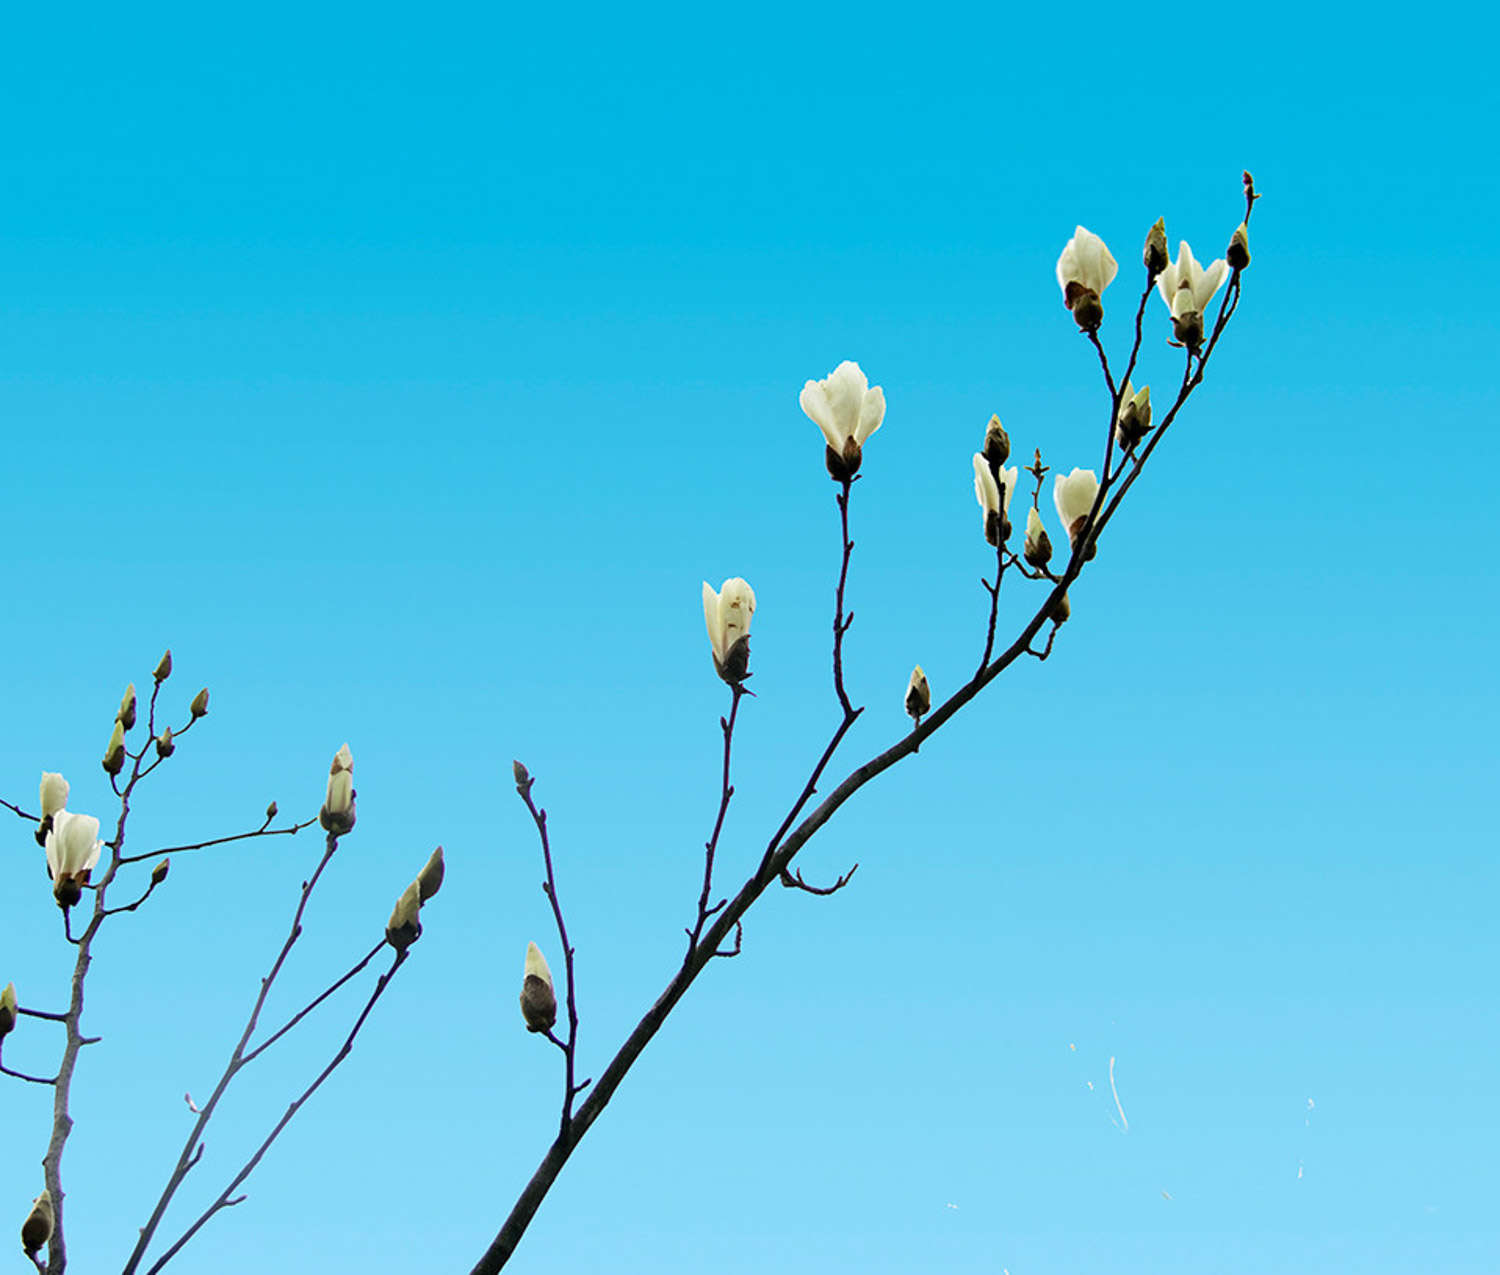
[945,1203,959,1210]
[1305,1097,1315,1127]
[1109,1055,1129,1133]
[1297,1160,1304,1180]
[1161,1190,1172,1200]
[1068,1042,1076,1051]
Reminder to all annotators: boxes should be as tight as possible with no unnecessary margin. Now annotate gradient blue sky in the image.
[3,3,1496,1273]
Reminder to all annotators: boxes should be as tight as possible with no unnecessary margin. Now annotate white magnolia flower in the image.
[46,810,103,907]
[1156,240,1228,345]
[320,743,356,834]
[800,361,886,478]
[1056,226,1118,326]
[702,577,756,683]
[39,773,69,819]
[1024,505,1053,568]
[520,940,558,1033]
[1053,468,1101,552]
[972,455,1020,546]
[1115,380,1152,449]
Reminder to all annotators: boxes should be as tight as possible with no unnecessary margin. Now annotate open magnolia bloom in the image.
[45,810,103,908]
[799,360,886,480]
[972,456,1020,547]
[1156,240,1229,347]
[702,577,756,684]
[1053,468,1101,559]
[1055,226,1118,329]
[1115,380,1152,450]
[520,941,557,1033]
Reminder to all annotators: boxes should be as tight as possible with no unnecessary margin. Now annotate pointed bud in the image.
[116,683,138,731]
[904,666,930,721]
[151,858,170,886]
[1024,506,1053,569]
[1051,591,1071,625]
[155,727,175,759]
[416,847,445,903]
[189,688,210,718]
[1144,218,1169,277]
[0,983,16,1038]
[154,649,173,682]
[20,1189,52,1258]
[319,744,356,835]
[982,415,1010,467]
[385,880,424,952]
[39,774,69,820]
[102,720,126,776]
[512,760,530,789]
[1114,381,1153,452]
[1227,221,1251,271]
[520,942,557,1033]
[265,801,278,821]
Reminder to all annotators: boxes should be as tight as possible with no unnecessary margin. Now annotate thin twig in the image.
[117,815,316,866]
[689,685,746,952]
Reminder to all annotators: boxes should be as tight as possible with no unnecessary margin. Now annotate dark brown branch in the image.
[831,478,859,717]
[712,921,743,959]
[978,535,1008,671]
[100,874,165,918]
[0,1052,57,1085]
[689,685,746,952]
[1,796,38,821]
[241,942,386,1066]
[143,952,408,1275]
[116,815,315,866]
[779,863,860,896]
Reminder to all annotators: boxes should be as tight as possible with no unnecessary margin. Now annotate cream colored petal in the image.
[854,383,886,445]
[1193,258,1230,310]
[39,772,69,819]
[823,361,868,442]
[973,453,999,513]
[999,465,1020,514]
[702,581,723,659]
[799,380,842,450]
[719,577,755,645]
[524,940,554,987]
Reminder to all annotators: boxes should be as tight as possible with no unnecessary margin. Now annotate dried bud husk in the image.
[155,727,175,758]
[520,942,557,1033]
[21,1189,52,1258]
[982,415,1010,467]
[824,436,863,482]
[154,649,173,682]
[1144,218,1169,277]
[102,721,126,777]
[0,983,16,1038]
[151,858,170,886]
[1227,221,1251,271]
[904,666,930,721]
[189,687,210,718]
[117,683,138,731]
[512,760,530,788]
[416,846,445,903]
[385,881,423,952]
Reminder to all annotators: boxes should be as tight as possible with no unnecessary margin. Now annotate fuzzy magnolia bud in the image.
[0,983,16,1038]
[416,846,445,903]
[904,666,930,721]
[154,649,173,682]
[1144,218,1169,277]
[385,881,423,952]
[982,415,1010,467]
[702,578,756,684]
[151,858,170,886]
[155,727,175,759]
[102,721,126,777]
[1227,221,1251,271]
[265,800,278,821]
[512,760,530,789]
[520,942,557,1033]
[189,687,210,718]
[1024,506,1053,569]
[319,744,356,835]
[117,683,138,732]
[21,1189,52,1259]
[1051,591,1072,625]
[1114,381,1152,451]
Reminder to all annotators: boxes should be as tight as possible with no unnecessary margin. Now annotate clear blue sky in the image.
[3,2,1496,1273]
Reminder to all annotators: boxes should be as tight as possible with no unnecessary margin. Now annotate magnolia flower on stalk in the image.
[1144,218,1169,277]
[973,456,1020,547]
[319,744,356,835]
[102,720,126,776]
[1053,468,1101,560]
[45,811,103,908]
[116,683,137,731]
[702,578,756,684]
[21,1189,52,1259]
[520,941,557,1033]
[799,361,886,480]
[385,881,423,952]
[0,983,16,1038]
[1156,241,1229,349]
[1056,226,1118,330]
[1024,506,1053,569]
[904,665,930,721]
[1114,381,1152,451]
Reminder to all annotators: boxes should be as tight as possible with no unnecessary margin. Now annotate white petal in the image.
[524,940,553,987]
[799,381,842,450]
[999,465,1020,514]
[1193,258,1230,310]
[702,581,724,659]
[39,772,69,819]
[854,384,886,445]
[972,454,999,513]
[718,577,755,647]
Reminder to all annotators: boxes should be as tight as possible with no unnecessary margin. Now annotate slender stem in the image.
[116,815,316,866]
[690,685,745,951]
[978,535,1007,671]
[241,942,386,1066]
[831,478,857,717]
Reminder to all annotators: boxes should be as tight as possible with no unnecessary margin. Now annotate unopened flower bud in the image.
[102,721,126,776]
[1114,381,1153,451]
[265,800,278,821]
[21,1189,52,1258]
[117,683,138,731]
[512,760,530,789]
[1052,468,1100,561]
[973,456,1019,547]
[385,880,423,952]
[39,773,69,820]
[703,579,756,684]
[1051,591,1072,625]
[520,941,557,1033]
[416,846,445,903]
[1227,221,1251,271]
[982,415,1010,467]
[1024,506,1053,569]
[1056,226,1118,331]
[155,727,175,758]
[154,649,173,682]
[319,744,356,835]
[904,666,930,721]
[189,687,210,718]
[151,858,170,886]
[1144,218,1169,277]
[1170,285,1204,348]
[0,983,16,1038]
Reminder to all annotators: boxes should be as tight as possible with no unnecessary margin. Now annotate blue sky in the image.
[3,2,1497,1273]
